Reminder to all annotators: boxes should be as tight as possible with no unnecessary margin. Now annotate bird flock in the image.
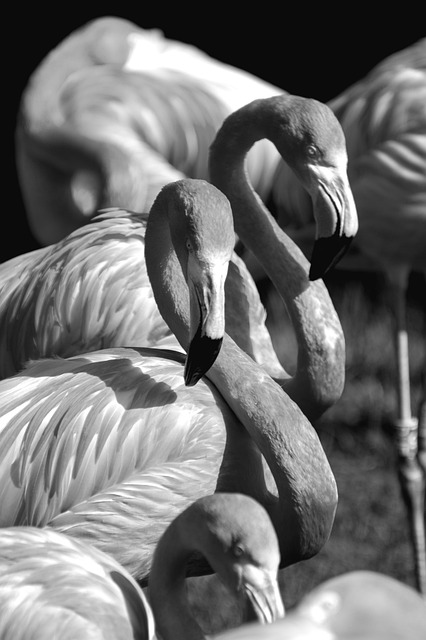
[1,15,426,639]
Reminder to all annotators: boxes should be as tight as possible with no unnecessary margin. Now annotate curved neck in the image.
[148,518,208,640]
[209,100,346,421]
[145,202,191,354]
[208,337,338,565]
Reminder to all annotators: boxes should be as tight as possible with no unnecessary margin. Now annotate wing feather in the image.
[0,348,233,551]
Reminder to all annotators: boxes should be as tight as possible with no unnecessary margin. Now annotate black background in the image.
[6,8,424,262]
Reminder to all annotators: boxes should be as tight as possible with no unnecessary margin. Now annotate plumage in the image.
[269,37,426,596]
[0,493,285,640]
[0,208,283,381]
[215,571,426,639]
[16,15,283,246]
[271,37,426,276]
[4,92,356,425]
[0,99,348,584]
[0,526,154,640]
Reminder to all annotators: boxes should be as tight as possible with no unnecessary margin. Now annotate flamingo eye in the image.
[186,239,192,251]
[232,543,244,558]
[306,144,319,159]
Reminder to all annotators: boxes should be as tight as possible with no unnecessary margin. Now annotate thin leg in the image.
[417,313,426,477]
[389,274,426,597]
[418,389,426,475]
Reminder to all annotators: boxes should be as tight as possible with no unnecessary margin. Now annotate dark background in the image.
[6,9,424,262]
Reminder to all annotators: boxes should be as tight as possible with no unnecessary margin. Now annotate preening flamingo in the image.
[0,493,285,640]
[15,15,284,246]
[215,571,426,639]
[2,93,357,424]
[0,174,339,585]
[267,37,426,595]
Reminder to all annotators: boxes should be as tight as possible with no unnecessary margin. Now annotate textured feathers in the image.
[271,37,426,275]
[0,207,284,380]
[0,347,237,581]
[16,16,283,245]
[0,526,154,640]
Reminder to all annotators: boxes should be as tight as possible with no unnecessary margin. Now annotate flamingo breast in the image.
[0,347,235,580]
[0,209,179,379]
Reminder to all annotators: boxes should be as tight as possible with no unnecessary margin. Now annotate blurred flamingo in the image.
[0,116,342,584]
[0,493,285,640]
[15,15,284,246]
[215,570,426,639]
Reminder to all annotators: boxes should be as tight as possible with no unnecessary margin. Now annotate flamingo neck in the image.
[144,198,191,353]
[207,336,338,566]
[209,99,346,421]
[147,515,211,640]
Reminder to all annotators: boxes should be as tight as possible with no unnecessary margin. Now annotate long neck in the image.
[208,338,338,565]
[145,201,192,353]
[209,100,346,422]
[148,519,207,640]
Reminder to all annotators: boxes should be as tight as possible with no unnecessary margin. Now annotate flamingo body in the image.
[333,39,426,274]
[0,526,155,640]
[215,571,426,639]
[0,346,233,582]
[16,16,282,245]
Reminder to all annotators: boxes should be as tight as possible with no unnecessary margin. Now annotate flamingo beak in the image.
[241,568,285,625]
[309,229,353,281]
[184,327,223,387]
[309,168,358,280]
[184,261,227,387]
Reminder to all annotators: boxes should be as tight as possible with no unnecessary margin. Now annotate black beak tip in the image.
[184,336,223,387]
[309,234,353,281]
[184,368,201,387]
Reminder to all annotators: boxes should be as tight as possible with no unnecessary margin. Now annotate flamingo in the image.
[0,493,285,640]
[0,526,155,640]
[15,15,284,246]
[2,92,357,424]
[0,210,284,382]
[0,108,342,584]
[265,37,426,595]
[214,571,426,639]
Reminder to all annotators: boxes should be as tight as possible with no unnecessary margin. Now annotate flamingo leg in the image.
[390,275,426,597]
[416,308,426,479]
[418,389,426,476]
